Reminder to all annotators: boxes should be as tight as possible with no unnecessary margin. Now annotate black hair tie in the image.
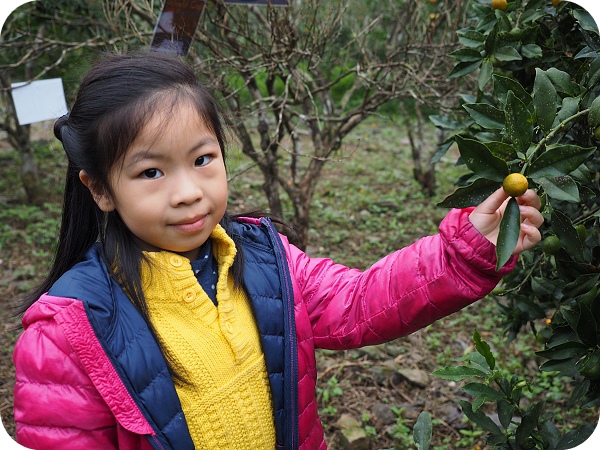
[53,113,70,142]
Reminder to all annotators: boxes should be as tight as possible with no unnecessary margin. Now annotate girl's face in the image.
[87,103,228,261]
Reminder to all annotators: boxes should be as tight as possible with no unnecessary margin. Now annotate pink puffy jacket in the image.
[13,208,515,449]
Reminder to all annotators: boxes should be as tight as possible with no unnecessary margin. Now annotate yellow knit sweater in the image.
[139,225,276,449]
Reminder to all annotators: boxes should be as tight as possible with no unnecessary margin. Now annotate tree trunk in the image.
[0,73,44,205]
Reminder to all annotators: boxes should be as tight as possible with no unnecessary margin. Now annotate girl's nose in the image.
[171,170,203,206]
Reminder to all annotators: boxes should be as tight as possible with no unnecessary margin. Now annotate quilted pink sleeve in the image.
[13,315,118,449]
[286,208,516,349]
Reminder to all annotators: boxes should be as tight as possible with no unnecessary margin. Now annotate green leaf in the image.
[486,141,518,161]
[497,398,515,430]
[455,136,509,182]
[448,48,483,63]
[577,303,598,347]
[556,97,580,126]
[552,210,584,261]
[533,69,559,135]
[540,356,580,376]
[535,341,588,360]
[573,9,599,34]
[493,75,532,106]
[478,60,493,91]
[438,178,500,209]
[586,55,600,88]
[521,44,542,59]
[457,400,503,435]
[536,176,580,202]
[554,424,596,450]
[429,115,460,130]
[528,145,596,178]
[448,60,482,79]
[588,96,600,129]
[432,366,487,381]
[564,274,600,298]
[496,197,520,271]
[457,30,486,48]
[505,91,533,154]
[473,329,495,370]
[462,382,504,403]
[494,46,522,62]
[516,402,543,446]
[463,103,505,130]
[546,68,578,96]
[413,411,432,450]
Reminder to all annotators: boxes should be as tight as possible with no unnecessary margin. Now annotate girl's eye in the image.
[195,155,213,167]
[141,168,163,179]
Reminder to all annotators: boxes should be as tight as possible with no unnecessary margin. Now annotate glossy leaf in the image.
[551,210,584,261]
[486,141,517,161]
[463,103,505,130]
[438,178,500,209]
[556,97,580,126]
[521,44,542,59]
[493,75,532,106]
[478,59,493,91]
[457,30,486,48]
[496,197,520,271]
[495,46,522,62]
[448,60,482,79]
[455,136,508,181]
[586,55,600,88]
[536,341,588,360]
[528,145,595,178]
[536,176,580,202]
[505,91,533,154]
[448,48,483,62]
[573,8,599,34]
[533,69,559,134]
[588,95,600,129]
[554,425,596,450]
[546,68,579,96]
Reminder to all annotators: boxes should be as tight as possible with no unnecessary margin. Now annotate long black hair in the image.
[21,51,246,378]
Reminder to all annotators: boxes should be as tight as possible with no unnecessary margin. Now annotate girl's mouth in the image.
[170,215,206,233]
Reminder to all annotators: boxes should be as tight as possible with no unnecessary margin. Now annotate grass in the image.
[1,117,597,448]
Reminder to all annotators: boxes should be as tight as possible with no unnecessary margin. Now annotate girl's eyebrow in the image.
[126,137,219,167]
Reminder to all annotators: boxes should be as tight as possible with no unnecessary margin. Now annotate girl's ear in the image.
[79,170,116,212]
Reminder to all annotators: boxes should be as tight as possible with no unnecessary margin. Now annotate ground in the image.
[0,119,597,449]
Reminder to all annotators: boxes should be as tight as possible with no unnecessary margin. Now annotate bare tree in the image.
[142,0,465,247]
[2,0,467,248]
[0,0,148,205]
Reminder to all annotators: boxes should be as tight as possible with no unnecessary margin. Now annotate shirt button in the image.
[225,321,234,334]
[183,288,196,302]
[170,255,183,267]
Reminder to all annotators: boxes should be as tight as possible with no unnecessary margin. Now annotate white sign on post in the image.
[10,78,68,126]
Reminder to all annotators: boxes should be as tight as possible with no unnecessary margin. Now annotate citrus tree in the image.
[433,0,600,447]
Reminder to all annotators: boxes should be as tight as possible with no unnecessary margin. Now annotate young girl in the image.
[13,52,543,450]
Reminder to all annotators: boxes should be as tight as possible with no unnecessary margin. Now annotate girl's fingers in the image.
[516,189,542,210]
[516,223,542,253]
[473,187,510,215]
[519,204,544,228]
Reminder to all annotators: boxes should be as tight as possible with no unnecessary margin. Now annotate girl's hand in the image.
[469,187,543,255]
